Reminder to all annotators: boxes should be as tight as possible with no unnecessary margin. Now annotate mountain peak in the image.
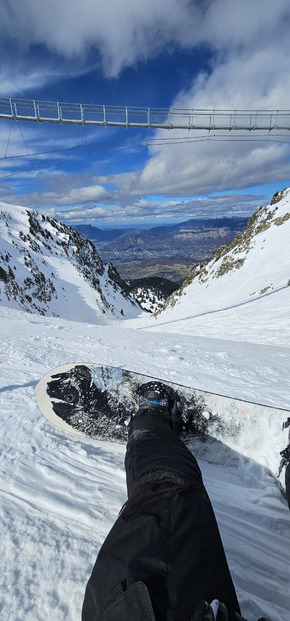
[0,203,139,323]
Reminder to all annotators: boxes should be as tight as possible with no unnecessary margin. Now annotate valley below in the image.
[98,217,250,310]
[113,257,195,283]
[76,216,248,283]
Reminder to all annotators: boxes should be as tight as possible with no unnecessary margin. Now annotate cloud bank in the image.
[1,0,290,221]
[1,0,289,77]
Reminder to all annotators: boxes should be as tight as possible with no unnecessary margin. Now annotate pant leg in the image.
[125,411,241,618]
[125,410,203,497]
[82,411,240,620]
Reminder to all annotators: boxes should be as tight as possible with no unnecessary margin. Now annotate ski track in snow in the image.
[0,305,290,621]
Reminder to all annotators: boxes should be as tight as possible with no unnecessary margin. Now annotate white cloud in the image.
[34,192,264,225]
[1,0,289,79]
[0,67,62,97]
[173,43,290,111]
[35,185,109,207]
[198,0,289,51]
[124,3,290,199]
[106,136,289,198]
[0,0,200,76]
[1,0,290,215]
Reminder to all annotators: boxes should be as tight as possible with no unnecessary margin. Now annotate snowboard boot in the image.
[137,381,177,423]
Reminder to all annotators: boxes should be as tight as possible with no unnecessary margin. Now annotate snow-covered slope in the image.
[0,191,290,621]
[156,189,290,346]
[0,202,139,322]
[0,306,289,621]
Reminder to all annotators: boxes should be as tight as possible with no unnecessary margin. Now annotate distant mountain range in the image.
[74,224,134,244]
[75,218,247,254]
[75,217,249,282]
[75,217,249,265]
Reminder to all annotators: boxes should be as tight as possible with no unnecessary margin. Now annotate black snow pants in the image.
[82,410,240,621]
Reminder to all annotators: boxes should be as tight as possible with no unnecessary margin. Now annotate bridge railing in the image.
[0,97,290,130]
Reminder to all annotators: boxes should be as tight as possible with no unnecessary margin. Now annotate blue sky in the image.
[1,0,290,228]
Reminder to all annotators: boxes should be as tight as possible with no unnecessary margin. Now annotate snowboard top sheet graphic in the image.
[35,363,213,442]
[35,363,289,481]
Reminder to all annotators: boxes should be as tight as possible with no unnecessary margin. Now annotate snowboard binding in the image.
[137,381,178,425]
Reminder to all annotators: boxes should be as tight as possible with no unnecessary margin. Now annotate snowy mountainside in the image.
[0,203,139,322]
[159,189,290,345]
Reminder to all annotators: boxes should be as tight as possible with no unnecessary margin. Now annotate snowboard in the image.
[35,363,290,478]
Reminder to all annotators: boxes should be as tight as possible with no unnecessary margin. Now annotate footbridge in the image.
[1,97,290,131]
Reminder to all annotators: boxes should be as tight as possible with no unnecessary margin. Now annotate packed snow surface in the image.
[0,191,290,620]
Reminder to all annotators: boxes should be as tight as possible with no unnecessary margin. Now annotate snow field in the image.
[0,305,290,620]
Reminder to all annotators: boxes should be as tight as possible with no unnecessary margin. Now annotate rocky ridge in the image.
[0,203,139,322]
[164,188,290,313]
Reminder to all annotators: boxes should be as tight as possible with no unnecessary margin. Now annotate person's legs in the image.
[124,410,240,618]
[82,405,240,620]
